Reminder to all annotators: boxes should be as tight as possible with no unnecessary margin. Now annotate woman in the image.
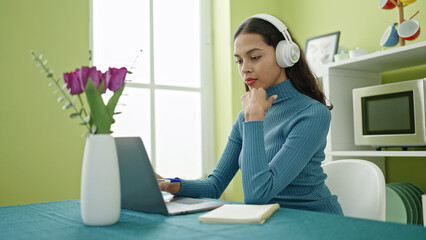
[157,14,343,215]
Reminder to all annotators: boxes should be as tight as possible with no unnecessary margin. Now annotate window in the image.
[91,0,214,179]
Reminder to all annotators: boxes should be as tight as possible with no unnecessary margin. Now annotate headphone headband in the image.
[248,14,293,42]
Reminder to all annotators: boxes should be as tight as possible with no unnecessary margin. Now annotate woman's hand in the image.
[155,172,181,195]
[241,88,277,121]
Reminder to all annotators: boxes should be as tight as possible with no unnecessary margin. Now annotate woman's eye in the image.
[235,59,242,64]
[251,56,260,61]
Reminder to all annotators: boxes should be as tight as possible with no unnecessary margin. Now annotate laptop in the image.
[115,137,224,215]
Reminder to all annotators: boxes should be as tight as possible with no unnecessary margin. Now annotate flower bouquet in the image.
[31,52,127,136]
[32,51,128,226]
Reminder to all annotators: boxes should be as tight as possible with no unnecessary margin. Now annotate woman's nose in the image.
[241,62,252,73]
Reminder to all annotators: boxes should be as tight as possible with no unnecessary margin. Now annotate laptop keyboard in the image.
[165,202,193,212]
[165,197,223,215]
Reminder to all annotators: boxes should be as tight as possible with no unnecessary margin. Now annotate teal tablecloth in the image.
[1,200,425,239]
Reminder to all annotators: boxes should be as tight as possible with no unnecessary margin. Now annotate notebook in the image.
[115,137,224,215]
[199,203,280,224]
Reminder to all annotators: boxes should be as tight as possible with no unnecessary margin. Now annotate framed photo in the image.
[305,31,340,74]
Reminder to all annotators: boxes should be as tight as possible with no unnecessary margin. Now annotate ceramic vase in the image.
[80,134,121,226]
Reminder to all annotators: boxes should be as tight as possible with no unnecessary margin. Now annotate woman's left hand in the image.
[241,88,277,121]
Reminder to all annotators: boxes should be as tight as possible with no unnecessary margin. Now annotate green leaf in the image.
[62,102,72,110]
[82,115,90,124]
[84,79,113,134]
[57,96,66,102]
[91,124,97,134]
[38,54,43,60]
[48,82,56,87]
[61,84,67,90]
[69,112,80,119]
[106,83,125,119]
[43,60,48,65]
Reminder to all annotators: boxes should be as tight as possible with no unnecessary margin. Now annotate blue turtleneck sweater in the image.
[176,79,343,215]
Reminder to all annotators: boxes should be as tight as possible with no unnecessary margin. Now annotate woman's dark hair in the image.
[234,17,333,110]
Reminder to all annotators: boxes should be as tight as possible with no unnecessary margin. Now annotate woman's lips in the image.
[245,78,257,86]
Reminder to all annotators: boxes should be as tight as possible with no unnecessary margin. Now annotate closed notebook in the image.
[199,203,279,224]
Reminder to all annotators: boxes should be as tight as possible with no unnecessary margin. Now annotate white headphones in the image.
[247,14,300,68]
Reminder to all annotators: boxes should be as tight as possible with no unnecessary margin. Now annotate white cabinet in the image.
[320,41,426,166]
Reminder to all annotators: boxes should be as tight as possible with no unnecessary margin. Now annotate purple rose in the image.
[87,67,102,89]
[63,71,83,95]
[63,72,70,85]
[105,67,127,92]
[78,66,102,89]
[78,67,90,89]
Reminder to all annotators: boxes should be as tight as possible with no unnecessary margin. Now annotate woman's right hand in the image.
[155,173,166,192]
[241,88,277,121]
[155,172,181,195]
[155,173,163,180]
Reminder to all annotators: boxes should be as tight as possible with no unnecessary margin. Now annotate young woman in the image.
[157,14,343,215]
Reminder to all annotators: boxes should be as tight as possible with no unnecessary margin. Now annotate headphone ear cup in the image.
[276,40,300,68]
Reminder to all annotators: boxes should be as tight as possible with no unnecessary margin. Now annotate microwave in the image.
[353,79,426,148]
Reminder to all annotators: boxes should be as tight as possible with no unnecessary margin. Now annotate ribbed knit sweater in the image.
[176,79,343,215]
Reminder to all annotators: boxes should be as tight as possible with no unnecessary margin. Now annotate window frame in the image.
[89,0,215,178]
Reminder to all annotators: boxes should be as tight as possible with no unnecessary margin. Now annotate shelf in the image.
[317,41,426,76]
[322,41,426,161]
[331,151,426,157]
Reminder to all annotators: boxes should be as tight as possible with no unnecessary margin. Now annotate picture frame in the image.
[304,31,340,75]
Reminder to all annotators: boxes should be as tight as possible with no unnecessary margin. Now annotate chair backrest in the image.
[322,159,386,221]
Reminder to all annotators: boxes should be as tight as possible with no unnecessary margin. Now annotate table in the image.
[1,200,425,239]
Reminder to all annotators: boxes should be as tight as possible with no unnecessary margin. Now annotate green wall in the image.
[0,0,89,206]
[213,0,426,202]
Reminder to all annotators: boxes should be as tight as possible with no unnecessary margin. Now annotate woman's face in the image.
[234,33,287,90]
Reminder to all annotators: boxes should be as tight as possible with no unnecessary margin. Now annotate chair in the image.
[322,159,386,221]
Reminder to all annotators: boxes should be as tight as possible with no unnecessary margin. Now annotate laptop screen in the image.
[115,137,169,215]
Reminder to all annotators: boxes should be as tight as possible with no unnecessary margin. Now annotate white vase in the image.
[80,134,121,226]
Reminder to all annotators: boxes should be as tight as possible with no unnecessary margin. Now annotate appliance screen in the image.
[362,91,414,135]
